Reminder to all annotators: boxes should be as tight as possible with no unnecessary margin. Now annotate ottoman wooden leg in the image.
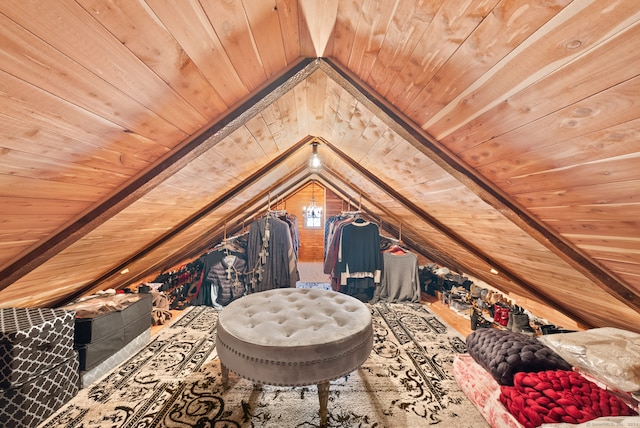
[220,362,229,390]
[318,381,330,427]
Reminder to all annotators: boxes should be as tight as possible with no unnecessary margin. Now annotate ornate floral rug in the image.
[40,302,487,427]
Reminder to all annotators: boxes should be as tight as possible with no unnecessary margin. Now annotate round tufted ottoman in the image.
[216,287,373,426]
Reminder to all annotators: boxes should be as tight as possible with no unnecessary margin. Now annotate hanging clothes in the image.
[206,253,247,306]
[324,216,356,275]
[246,215,299,292]
[192,233,248,308]
[335,219,382,301]
[277,213,300,260]
[375,250,420,303]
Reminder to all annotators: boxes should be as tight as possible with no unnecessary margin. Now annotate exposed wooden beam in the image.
[162,169,314,273]
[322,140,595,328]
[54,138,315,305]
[318,57,640,314]
[0,57,319,293]
[315,172,534,305]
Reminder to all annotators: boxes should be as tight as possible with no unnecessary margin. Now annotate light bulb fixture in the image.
[309,141,321,171]
[302,181,323,228]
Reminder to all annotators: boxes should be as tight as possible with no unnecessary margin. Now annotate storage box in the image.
[64,294,152,371]
[0,356,79,428]
[0,308,76,389]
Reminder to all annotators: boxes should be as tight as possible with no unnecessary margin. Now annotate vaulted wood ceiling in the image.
[1,0,639,333]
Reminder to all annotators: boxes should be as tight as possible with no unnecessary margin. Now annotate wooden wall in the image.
[282,181,326,263]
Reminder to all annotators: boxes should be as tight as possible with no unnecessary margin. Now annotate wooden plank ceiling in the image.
[1,0,639,332]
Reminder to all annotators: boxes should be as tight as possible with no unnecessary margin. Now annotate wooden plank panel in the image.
[442,17,640,151]
[0,147,130,187]
[260,98,292,151]
[228,126,270,167]
[305,70,328,136]
[458,75,640,173]
[351,113,388,163]
[295,0,318,57]
[385,0,499,113]
[0,114,152,174]
[0,197,91,216]
[333,98,373,151]
[0,13,187,143]
[513,180,640,207]
[574,243,640,264]
[244,114,279,159]
[552,220,639,238]
[331,0,363,66]
[610,272,640,294]
[531,203,640,222]
[76,0,227,119]
[145,0,248,106]
[366,0,437,96]
[405,0,571,126]
[200,0,267,91]
[346,0,398,80]
[598,260,640,284]
[294,78,311,136]
[0,69,187,151]
[478,118,640,183]
[274,90,302,149]
[360,127,402,164]
[431,1,640,139]
[0,175,110,200]
[243,0,289,77]
[274,0,302,63]
[319,78,344,140]
[2,0,207,133]
[497,153,640,195]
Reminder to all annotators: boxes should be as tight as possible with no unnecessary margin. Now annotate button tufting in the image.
[217,287,373,389]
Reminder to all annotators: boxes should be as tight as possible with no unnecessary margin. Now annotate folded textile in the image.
[466,328,571,385]
[500,370,637,428]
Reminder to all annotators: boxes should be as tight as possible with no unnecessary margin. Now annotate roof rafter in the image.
[318,58,640,314]
[0,57,320,293]
[320,140,594,327]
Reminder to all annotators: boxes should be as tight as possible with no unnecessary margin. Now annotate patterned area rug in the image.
[40,302,488,427]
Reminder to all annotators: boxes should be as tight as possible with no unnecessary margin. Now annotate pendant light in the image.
[309,141,321,171]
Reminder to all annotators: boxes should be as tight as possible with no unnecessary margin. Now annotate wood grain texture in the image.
[0,2,639,334]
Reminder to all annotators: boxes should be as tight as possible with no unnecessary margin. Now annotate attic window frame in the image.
[302,181,323,229]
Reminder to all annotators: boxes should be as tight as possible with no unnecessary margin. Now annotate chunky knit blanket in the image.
[500,370,637,428]
[466,328,571,385]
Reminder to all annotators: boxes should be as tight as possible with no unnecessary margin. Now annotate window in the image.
[302,181,323,229]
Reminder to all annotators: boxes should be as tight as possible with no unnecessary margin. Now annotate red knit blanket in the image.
[500,370,637,428]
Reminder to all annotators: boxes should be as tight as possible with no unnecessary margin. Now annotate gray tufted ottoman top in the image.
[216,287,373,386]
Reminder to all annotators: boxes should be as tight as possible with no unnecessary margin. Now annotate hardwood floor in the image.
[420,292,474,337]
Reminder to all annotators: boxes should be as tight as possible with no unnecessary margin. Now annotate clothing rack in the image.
[268,209,288,217]
[211,231,249,251]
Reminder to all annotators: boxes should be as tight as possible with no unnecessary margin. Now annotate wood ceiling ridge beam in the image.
[317,57,639,314]
[0,57,319,293]
[321,141,594,328]
[55,140,315,305]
